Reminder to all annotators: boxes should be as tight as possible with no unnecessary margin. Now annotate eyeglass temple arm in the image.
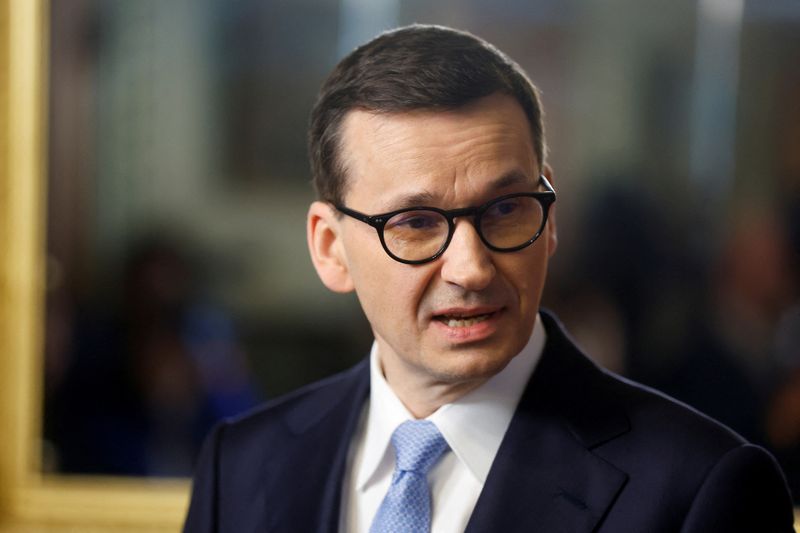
[334,204,385,228]
[539,174,555,194]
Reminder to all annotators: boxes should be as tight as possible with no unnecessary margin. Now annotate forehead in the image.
[338,93,538,210]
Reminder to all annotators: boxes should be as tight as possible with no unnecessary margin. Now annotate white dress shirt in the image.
[339,314,546,533]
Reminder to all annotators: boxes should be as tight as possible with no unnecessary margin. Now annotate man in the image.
[184,24,794,532]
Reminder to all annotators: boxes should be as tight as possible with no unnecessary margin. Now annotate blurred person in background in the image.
[184,25,794,532]
[44,236,260,476]
[657,207,797,444]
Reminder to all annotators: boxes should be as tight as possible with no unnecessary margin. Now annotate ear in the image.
[543,164,558,257]
[307,201,355,293]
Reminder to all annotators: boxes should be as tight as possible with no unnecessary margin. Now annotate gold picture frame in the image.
[0,0,189,530]
[0,1,797,531]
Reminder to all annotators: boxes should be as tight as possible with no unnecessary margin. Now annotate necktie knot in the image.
[391,420,448,474]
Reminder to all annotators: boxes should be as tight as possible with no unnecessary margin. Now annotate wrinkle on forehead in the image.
[338,94,538,211]
[383,170,533,212]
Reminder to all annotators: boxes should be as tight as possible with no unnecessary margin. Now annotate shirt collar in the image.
[356,313,546,490]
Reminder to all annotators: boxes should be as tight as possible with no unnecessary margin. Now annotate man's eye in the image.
[388,212,442,230]
[489,199,520,216]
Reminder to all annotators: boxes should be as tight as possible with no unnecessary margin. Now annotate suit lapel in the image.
[466,312,630,532]
[264,359,370,533]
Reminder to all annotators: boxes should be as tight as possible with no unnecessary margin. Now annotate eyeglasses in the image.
[334,174,556,264]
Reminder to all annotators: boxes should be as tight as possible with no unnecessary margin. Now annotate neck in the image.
[378,354,487,419]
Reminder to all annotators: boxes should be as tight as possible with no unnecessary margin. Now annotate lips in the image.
[432,306,503,328]
[436,312,494,328]
[430,306,504,343]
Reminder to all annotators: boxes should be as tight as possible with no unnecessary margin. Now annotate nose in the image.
[439,219,496,291]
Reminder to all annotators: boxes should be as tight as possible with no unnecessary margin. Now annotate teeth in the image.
[442,313,491,327]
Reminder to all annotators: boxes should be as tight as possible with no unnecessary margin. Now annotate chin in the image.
[430,349,516,384]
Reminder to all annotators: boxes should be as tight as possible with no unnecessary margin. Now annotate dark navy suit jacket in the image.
[184,312,794,532]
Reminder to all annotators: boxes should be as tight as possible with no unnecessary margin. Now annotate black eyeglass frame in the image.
[334,174,556,265]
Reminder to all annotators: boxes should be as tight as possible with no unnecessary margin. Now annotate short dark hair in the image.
[308,24,547,205]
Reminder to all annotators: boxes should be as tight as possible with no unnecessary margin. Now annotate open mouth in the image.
[435,311,496,328]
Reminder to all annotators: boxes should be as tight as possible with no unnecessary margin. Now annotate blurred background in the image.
[44,0,799,501]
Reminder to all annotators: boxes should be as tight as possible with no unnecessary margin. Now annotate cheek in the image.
[348,248,432,320]
[497,250,550,308]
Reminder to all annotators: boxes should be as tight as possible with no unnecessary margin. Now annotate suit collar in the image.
[283,358,370,435]
[466,310,630,532]
[268,358,370,533]
[535,311,631,448]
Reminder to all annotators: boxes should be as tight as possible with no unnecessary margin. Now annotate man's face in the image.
[310,93,556,392]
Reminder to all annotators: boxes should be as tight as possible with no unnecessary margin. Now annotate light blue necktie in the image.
[370,420,449,533]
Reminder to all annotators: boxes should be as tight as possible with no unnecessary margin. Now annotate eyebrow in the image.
[380,170,534,212]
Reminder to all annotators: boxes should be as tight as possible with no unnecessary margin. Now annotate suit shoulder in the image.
[540,310,746,454]
[597,361,747,451]
[585,367,795,531]
[186,359,369,531]
[213,358,369,449]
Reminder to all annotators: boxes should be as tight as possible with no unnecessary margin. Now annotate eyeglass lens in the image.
[382,195,545,262]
